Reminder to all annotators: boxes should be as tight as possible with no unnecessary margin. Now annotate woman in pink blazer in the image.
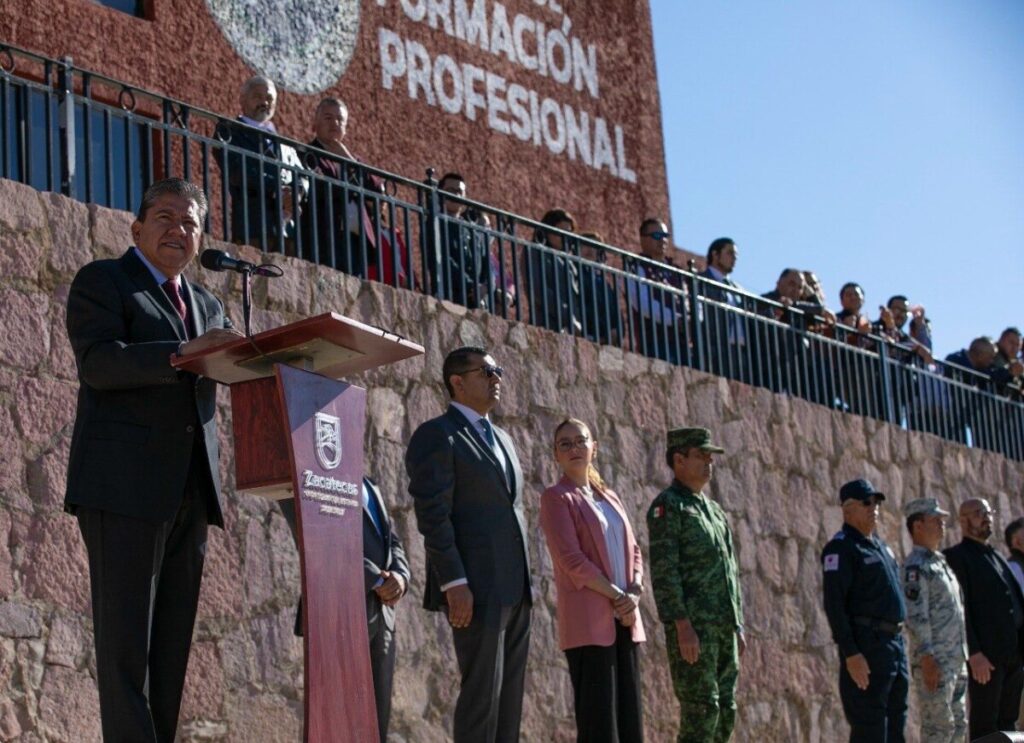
[540,418,646,743]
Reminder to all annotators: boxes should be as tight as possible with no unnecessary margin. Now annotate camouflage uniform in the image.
[902,544,968,742]
[648,480,743,743]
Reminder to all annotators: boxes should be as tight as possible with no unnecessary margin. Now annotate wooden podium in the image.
[173,313,423,743]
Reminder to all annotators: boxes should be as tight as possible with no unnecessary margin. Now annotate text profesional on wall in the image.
[375,0,637,183]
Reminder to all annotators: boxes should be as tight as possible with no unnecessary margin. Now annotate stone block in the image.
[47,290,78,381]
[368,386,406,443]
[45,192,93,277]
[37,665,102,743]
[0,407,27,503]
[88,203,133,260]
[0,290,49,370]
[0,180,46,233]
[0,697,21,741]
[179,640,225,721]
[19,515,90,613]
[13,376,77,449]
[196,528,243,622]
[0,230,45,283]
[0,600,42,638]
[44,611,89,668]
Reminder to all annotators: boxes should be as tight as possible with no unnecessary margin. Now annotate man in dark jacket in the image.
[944,498,1024,739]
[65,178,240,742]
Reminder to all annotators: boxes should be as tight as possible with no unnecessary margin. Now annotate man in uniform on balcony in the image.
[821,479,908,742]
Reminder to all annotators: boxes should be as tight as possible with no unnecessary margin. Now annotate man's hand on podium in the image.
[178,328,244,357]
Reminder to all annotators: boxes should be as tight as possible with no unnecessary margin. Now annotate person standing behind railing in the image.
[539,418,646,743]
[625,218,686,364]
[944,337,1006,447]
[214,76,306,253]
[576,231,621,346]
[994,327,1024,401]
[525,209,582,335]
[698,238,750,384]
[299,97,383,277]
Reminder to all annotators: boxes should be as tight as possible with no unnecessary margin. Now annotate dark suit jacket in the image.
[64,248,231,526]
[944,538,1024,662]
[363,477,411,638]
[406,406,531,611]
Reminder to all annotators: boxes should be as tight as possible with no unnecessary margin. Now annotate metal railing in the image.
[2,43,1022,460]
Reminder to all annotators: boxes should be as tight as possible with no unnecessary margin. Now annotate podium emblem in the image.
[314,412,342,470]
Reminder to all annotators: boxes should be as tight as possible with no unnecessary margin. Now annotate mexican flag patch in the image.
[652,505,665,519]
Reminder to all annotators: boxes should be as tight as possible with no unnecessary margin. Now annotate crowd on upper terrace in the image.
[212,75,1023,410]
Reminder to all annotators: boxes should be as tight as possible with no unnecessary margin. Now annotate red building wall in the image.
[1,0,671,252]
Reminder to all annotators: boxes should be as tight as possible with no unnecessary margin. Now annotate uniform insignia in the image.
[885,545,896,560]
[833,531,845,540]
[903,566,920,600]
[652,505,665,519]
[824,554,840,572]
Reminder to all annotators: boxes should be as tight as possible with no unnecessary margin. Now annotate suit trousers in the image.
[76,454,210,743]
[564,622,644,743]
[968,652,1024,739]
[369,624,397,742]
[451,599,531,743]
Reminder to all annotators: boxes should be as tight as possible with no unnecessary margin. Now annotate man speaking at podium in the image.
[64,178,240,742]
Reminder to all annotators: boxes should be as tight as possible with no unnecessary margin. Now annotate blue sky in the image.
[650,0,1024,357]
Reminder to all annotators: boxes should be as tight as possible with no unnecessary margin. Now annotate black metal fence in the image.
[3,43,1022,460]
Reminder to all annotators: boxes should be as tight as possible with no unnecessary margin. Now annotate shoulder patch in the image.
[652,505,665,519]
[905,566,919,583]
[824,553,840,572]
[832,531,846,540]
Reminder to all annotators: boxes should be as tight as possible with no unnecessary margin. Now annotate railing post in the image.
[687,270,706,372]
[877,342,897,424]
[56,56,75,196]
[422,167,442,298]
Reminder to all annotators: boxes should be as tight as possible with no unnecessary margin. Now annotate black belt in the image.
[853,616,903,635]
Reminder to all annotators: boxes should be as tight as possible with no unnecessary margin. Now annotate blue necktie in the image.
[478,419,509,483]
[363,483,384,535]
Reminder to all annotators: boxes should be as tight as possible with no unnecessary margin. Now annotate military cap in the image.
[839,478,885,503]
[666,427,725,453]
[903,497,949,518]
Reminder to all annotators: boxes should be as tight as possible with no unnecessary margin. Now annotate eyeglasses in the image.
[460,364,504,379]
[859,497,882,508]
[556,436,591,452]
[643,230,670,241]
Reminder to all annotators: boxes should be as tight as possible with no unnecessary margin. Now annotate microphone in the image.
[200,249,256,273]
[200,249,283,278]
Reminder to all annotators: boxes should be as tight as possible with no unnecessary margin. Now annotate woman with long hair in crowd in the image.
[539,418,646,742]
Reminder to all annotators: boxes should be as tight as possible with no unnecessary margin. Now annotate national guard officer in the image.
[648,427,744,743]
[821,478,908,742]
[901,498,967,742]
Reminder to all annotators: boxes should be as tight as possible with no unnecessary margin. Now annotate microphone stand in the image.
[242,267,253,338]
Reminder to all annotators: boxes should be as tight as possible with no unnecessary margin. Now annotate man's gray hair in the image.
[137,178,209,222]
[315,97,348,115]
[241,75,277,97]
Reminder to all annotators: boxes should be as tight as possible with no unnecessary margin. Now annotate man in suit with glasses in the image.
[405,346,531,743]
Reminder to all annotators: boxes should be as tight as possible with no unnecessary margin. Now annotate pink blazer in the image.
[539,475,646,650]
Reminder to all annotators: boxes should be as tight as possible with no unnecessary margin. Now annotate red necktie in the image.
[162,278,188,323]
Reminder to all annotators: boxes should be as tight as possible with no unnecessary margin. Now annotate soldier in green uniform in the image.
[647,427,744,743]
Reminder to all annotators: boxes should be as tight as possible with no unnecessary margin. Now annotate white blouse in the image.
[583,486,628,590]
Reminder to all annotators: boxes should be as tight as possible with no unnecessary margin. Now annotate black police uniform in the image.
[822,522,909,742]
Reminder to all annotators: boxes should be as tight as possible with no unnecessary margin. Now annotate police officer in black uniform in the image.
[822,479,909,742]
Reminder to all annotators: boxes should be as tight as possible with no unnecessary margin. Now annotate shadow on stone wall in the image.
[1,178,1022,742]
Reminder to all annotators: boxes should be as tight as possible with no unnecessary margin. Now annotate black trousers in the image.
[564,623,644,743]
[839,629,909,743]
[77,467,210,743]
[451,599,531,743]
[968,654,1024,739]
[369,624,397,742]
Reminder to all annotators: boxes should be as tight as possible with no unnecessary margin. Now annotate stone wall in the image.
[1,177,1022,741]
